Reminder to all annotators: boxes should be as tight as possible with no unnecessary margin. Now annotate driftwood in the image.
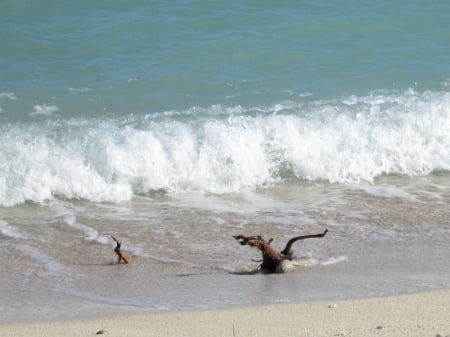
[112,236,131,264]
[234,229,328,273]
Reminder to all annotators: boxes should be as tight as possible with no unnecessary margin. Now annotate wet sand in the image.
[2,289,449,337]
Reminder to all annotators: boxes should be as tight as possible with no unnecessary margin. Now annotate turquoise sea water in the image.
[1,0,450,203]
[1,0,450,322]
[1,1,450,118]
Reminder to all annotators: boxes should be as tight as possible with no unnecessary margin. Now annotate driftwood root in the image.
[234,229,328,273]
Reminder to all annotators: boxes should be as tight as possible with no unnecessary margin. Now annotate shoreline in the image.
[3,288,449,337]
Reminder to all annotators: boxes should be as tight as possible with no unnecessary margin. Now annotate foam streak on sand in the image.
[2,289,449,337]
[0,220,25,239]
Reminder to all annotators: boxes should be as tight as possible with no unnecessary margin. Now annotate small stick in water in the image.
[111,236,131,264]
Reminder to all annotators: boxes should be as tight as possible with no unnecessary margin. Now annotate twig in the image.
[111,236,131,264]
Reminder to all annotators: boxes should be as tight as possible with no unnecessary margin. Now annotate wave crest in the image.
[1,90,449,206]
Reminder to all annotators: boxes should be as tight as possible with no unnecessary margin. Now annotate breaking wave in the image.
[1,89,449,206]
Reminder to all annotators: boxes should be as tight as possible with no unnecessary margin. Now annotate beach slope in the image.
[3,289,449,337]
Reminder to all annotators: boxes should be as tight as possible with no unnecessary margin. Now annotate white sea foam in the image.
[55,209,146,254]
[18,245,64,274]
[62,213,109,244]
[30,104,59,116]
[0,220,26,239]
[0,92,17,113]
[359,186,416,200]
[0,89,449,206]
[69,87,92,92]
[277,255,346,272]
[0,92,17,100]
[320,255,348,265]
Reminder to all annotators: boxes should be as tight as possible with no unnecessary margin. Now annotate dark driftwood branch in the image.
[234,229,328,273]
[112,236,131,264]
[280,229,328,256]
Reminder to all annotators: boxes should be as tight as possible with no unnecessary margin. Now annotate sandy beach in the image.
[2,288,449,337]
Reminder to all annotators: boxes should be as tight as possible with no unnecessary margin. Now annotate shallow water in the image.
[1,174,449,322]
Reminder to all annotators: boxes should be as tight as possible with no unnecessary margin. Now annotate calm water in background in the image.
[1,0,450,322]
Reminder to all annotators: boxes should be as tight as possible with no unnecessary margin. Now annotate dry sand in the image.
[2,289,449,337]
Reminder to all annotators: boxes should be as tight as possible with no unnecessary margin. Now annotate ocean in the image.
[1,0,449,322]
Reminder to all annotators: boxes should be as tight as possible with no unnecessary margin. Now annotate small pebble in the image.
[376,326,385,330]
[96,329,107,335]
[328,303,337,308]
